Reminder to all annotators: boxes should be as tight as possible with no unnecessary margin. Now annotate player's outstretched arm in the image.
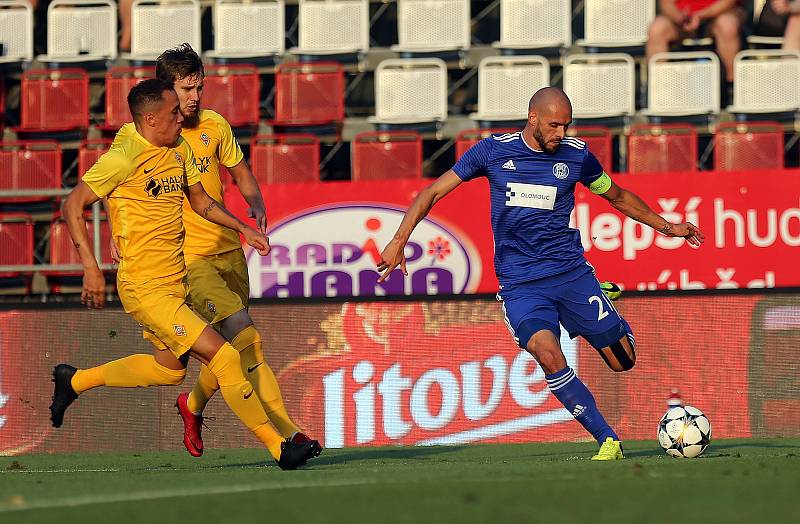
[377,170,463,281]
[62,182,106,308]
[228,160,267,234]
[599,179,705,246]
[185,182,271,255]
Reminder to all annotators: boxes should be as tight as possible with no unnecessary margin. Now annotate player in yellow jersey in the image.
[132,44,319,458]
[51,79,318,470]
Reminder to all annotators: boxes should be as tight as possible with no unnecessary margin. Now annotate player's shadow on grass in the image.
[305,445,470,467]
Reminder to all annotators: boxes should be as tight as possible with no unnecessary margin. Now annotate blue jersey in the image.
[452,131,606,287]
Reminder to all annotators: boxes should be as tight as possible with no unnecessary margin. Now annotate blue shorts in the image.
[497,265,633,350]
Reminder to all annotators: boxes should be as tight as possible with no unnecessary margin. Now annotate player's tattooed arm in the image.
[201,200,217,218]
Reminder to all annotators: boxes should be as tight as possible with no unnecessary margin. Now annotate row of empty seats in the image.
[0,123,789,202]
[4,48,799,136]
[0,214,114,294]
[1,0,663,65]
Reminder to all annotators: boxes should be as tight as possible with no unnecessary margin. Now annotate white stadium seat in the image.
[292,0,369,56]
[728,50,800,114]
[0,0,34,64]
[40,0,118,63]
[493,0,571,50]
[469,55,549,121]
[391,0,471,53]
[641,51,720,117]
[576,0,655,48]
[369,58,448,124]
[125,0,201,61]
[563,53,635,119]
[206,0,284,59]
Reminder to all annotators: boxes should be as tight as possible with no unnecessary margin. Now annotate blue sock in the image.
[546,366,619,443]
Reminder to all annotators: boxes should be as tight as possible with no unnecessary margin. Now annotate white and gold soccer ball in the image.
[657,405,712,458]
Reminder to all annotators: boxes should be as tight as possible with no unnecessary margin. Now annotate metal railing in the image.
[0,189,116,273]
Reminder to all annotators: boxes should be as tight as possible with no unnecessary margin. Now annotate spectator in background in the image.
[756,0,800,51]
[119,0,132,52]
[646,1,745,88]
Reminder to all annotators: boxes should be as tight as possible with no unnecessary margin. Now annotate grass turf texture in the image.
[1,438,799,524]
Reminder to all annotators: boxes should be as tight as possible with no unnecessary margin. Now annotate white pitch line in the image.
[0,478,376,513]
[1,468,121,474]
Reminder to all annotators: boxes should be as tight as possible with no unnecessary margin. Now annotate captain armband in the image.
[588,172,612,195]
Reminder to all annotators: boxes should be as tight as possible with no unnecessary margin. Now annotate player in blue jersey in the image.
[377,87,704,460]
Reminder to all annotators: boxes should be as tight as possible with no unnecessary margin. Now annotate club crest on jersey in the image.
[553,162,569,179]
[144,177,163,199]
[200,133,210,147]
[174,151,183,164]
[207,301,216,314]
[173,324,187,337]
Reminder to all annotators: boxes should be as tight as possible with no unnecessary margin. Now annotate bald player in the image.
[377,87,705,460]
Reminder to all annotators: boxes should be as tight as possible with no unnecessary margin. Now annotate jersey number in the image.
[588,295,609,321]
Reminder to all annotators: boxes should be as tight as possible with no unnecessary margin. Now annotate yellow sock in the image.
[207,343,283,459]
[234,325,301,438]
[187,364,219,414]
[71,354,185,394]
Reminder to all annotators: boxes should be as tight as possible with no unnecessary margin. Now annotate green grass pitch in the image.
[2,439,799,524]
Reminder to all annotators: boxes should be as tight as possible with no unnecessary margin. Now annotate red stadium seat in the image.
[250,134,320,184]
[0,141,62,203]
[628,124,697,174]
[274,62,345,126]
[78,139,113,178]
[103,67,154,131]
[18,68,89,133]
[569,126,612,172]
[0,214,34,294]
[352,131,423,181]
[47,215,115,293]
[714,121,784,172]
[455,128,518,161]
[203,64,261,128]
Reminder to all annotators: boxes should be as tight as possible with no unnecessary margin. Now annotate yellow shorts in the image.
[185,248,250,325]
[118,273,209,357]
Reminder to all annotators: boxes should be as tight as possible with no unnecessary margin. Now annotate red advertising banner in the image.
[2,293,797,455]
[225,169,800,297]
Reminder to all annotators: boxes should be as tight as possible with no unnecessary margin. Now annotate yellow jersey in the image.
[83,123,201,282]
[180,110,245,256]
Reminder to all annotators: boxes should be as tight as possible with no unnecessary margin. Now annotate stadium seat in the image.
[79,139,112,178]
[493,0,571,51]
[250,134,320,184]
[563,54,635,120]
[641,52,720,117]
[47,215,115,293]
[0,0,34,65]
[0,214,34,294]
[628,124,697,173]
[39,0,117,63]
[455,128,518,160]
[391,0,470,54]
[714,121,784,172]
[102,66,154,131]
[205,0,284,60]
[17,69,89,133]
[369,58,448,125]
[352,131,422,181]
[469,56,549,122]
[0,77,5,134]
[126,0,201,61]
[292,0,369,57]
[575,0,655,49]
[569,126,613,172]
[0,141,62,203]
[748,0,784,47]
[728,50,800,115]
[202,64,261,128]
[273,62,345,126]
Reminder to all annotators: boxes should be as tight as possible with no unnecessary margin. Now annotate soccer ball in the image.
[657,405,712,458]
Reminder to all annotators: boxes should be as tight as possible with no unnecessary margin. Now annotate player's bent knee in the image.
[220,309,253,341]
[601,337,636,372]
[152,361,186,385]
